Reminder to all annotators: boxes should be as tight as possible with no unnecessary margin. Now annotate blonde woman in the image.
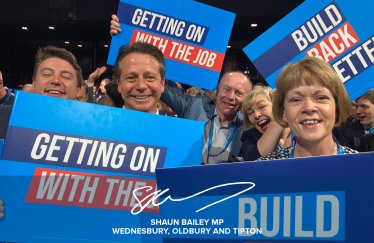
[241,87,293,161]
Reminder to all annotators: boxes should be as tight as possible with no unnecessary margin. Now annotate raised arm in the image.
[241,121,285,161]
[241,88,289,161]
[256,121,285,155]
[87,66,107,84]
[86,66,107,103]
[256,88,286,156]
[160,80,196,118]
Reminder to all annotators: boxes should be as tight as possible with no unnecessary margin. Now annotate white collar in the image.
[214,108,238,125]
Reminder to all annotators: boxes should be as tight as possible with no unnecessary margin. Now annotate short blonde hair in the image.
[273,57,351,127]
[187,86,202,96]
[242,86,272,130]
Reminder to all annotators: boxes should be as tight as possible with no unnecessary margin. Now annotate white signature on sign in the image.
[131,182,256,215]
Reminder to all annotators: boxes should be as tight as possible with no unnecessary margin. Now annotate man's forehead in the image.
[224,72,248,81]
[221,73,250,88]
[38,57,75,73]
[121,53,159,69]
[357,98,374,106]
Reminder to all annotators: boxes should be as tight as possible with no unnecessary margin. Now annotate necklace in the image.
[294,143,336,158]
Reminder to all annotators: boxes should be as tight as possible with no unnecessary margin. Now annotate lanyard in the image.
[290,143,344,158]
[207,114,238,161]
[0,89,11,106]
[277,133,295,150]
[365,128,374,134]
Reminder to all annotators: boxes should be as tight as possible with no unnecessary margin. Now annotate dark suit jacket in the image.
[0,105,13,140]
[241,128,262,161]
[159,109,166,116]
[338,120,365,150]
[358,132,374,152]
[87,85,95,103]
[87,86,106,105]
[161,80,243,162]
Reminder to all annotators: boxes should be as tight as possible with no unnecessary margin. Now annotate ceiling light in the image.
[251,24,257,27]
[227,46,231,48]
[49,26,54,30]
[65,41,69,44]
[78,45,82,47]
[22,27,28,30]
[104,45,108,48]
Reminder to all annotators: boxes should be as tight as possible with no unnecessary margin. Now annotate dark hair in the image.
[101,78,111,85]
[356,88,374,104]
[113,42,166,80]
[105,80,125,108]
[32,46,83,87]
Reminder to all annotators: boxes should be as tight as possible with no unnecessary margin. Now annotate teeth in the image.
[258,120,268,125]
[136,96,149,99]
[302,120,319,124]
[223,102,233,106]
[48,91,62,94]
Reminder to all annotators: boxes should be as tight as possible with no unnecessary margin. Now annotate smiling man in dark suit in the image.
[339,88,374,150]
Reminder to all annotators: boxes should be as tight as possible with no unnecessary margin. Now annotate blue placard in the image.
[13,89,21,97]
[155,152,374,242]
[243,0,374,101]
[107,0,235,91]
[0,92,204,243]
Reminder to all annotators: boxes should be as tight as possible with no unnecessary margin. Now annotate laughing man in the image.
[339,88,374,150]
[110,16,252,163]
[114,42,165,114]
[0,46,83,140]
